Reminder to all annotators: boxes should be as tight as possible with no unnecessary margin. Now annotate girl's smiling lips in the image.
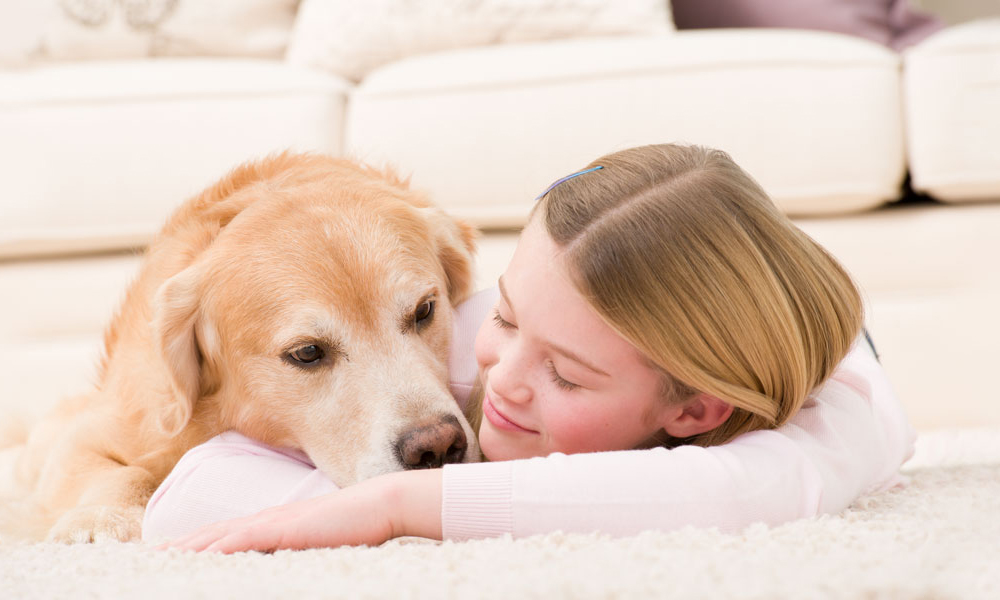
[483,392,538,434]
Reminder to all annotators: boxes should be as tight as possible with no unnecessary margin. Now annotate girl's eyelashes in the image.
[546,361,580,391]
[492,307,579,390]
[492,308,515,330]
[491,304,578,390]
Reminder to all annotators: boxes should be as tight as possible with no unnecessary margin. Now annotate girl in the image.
[151,144,914,551]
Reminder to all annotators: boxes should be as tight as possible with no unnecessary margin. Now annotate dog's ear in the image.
[151,263,206,437]
[384,168,478,303]
[428,210,478,305]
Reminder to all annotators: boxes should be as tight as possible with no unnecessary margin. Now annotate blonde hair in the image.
[533,144,863,446]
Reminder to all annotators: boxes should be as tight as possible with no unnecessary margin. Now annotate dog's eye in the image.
[288,344,324,365]
[415,300,435,329]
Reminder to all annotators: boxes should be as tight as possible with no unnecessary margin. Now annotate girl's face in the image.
[474,218,676,461]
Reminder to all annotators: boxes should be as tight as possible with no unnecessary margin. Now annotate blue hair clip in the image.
[535,165,604,201]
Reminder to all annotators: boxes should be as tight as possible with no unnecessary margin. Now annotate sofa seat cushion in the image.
[346,30,905,226]
[794,200,1000,431]
[287,0,674,82]
[904,18,1000,203]
[0,59,350,259]
[0,251,141,425]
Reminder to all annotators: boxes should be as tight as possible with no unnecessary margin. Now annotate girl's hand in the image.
[158,468,443,553]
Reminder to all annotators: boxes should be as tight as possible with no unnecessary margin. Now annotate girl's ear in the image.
[660,394,734,439]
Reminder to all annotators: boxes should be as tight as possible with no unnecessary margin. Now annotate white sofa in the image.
[2,2,999,433]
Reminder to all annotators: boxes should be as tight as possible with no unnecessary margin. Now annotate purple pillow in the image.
[671,0,944,50]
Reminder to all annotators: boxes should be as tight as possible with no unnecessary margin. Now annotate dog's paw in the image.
[46,505,144,544]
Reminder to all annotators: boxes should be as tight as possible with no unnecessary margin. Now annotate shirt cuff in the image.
[441,460,514,541]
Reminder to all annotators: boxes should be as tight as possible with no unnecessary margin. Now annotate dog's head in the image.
[151,156,479,485]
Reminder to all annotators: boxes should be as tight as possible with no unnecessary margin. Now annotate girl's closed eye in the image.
[546,360,580,391]
[492,308,515,330]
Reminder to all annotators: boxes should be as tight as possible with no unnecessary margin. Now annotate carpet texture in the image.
[2,429,998,599]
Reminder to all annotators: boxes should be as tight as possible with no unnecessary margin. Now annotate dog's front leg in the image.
[40,453,158,544]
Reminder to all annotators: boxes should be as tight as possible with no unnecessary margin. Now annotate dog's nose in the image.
[397,415,467,469]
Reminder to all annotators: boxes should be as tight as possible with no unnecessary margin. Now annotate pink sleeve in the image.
[441,339,916,540]
[141,431,338,543]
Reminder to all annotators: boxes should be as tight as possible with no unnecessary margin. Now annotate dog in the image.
[0,153,480,543]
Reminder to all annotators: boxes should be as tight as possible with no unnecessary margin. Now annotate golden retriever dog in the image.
[0,153,480,543]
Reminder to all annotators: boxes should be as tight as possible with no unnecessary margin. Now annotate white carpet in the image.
[2,430,998,600]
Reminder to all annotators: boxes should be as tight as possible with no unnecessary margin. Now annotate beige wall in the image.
[915,0,1000,24]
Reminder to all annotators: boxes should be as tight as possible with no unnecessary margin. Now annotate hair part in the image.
[534,144,863,446]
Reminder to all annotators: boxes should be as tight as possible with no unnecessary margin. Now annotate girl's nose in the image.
[489,343,532,405]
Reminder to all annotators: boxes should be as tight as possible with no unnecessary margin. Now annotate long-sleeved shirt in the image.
[142,288,915,542]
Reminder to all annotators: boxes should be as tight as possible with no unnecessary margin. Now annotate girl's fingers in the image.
[159,518,254,552]
[160,505,299,552]
[157,530,208,551]
[204,528,281,554]
[163,530,224,552]
[155,481,396,553]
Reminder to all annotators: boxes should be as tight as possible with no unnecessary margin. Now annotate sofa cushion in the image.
[0,59,349,259]
[794,201,1000,430]
[671,0,944,51]
[346,31,905,225]
[904,18,1000,203]
[286,0,674,82]
[0,0,299,66]
[0,251,142,426]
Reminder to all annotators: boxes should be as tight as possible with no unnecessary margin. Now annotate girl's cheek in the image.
[543,404,595,453]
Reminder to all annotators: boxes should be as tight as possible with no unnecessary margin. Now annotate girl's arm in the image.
[158,468,439,552]
[142,431,338,542]
[162,337,914,552]
[443,339,914,539]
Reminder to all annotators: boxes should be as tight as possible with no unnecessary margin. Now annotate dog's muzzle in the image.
[396,414,467,469]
